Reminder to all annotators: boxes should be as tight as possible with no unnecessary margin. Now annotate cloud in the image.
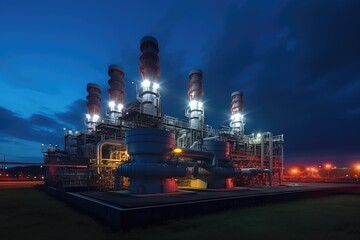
[198,0,360,163]
[281,0,360,86]
[55,99,87,130]
[0,98,89,147]
[0,106,62,145]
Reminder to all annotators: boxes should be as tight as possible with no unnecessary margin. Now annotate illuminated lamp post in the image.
[355,164,360,171]
[325,163,332,179]
[290,168,298,176]
[354,164,360,177]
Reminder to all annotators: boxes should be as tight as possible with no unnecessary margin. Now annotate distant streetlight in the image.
[290,168,299,176]
[325,163,332,178]
[354,164,360,177]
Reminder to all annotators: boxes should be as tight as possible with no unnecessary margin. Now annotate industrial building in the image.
[43,36,284,194]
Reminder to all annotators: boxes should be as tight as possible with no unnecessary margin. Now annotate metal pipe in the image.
[96,140,123,173]
[202,136,219,141]
[240,168,273,186]
[175,148,214,161]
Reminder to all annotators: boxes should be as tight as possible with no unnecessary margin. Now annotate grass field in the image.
[1,185,359,240]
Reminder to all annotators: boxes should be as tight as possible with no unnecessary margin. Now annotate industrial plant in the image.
[43,36,284,194]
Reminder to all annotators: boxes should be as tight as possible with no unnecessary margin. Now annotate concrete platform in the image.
[40,183,360,229]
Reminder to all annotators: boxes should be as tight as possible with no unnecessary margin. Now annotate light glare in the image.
[108,101,115,109]
[117,103,124,111]
[142,79,151,88]
[93,114,100,122]
[153,83,159,90]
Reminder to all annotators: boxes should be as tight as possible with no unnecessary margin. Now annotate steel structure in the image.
[43,36,284,193]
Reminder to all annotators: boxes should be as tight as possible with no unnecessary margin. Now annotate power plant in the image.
[43,36,284,194]
[38,36,360,229]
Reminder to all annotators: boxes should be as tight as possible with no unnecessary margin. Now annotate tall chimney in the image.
[187,69,204,130]
[107,65,125,120]
[86,83,101,131]
[230,91,245,135]
[138,36,160,116]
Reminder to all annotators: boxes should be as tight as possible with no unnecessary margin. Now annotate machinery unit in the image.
[43,36,284,193]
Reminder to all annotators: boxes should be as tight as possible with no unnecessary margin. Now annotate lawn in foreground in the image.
[0,186,359,240]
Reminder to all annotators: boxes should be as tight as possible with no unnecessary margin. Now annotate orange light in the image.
[355,164,360,170]
[173,148,182,154]
[325,163,332,169]
[290,168,298,174]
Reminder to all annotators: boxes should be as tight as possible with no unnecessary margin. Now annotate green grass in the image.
[1,187,359,240]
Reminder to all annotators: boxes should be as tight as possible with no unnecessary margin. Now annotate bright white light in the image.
[108,101,115,109]
[86,114,91,121]
[256,133,262,138]
[153,83,159,90]
[117,103,124,111]
[141,79,151,88]
[235,113,241,121]
[189,100,204,109]
[93,114,100,122]
[189,100,197,109]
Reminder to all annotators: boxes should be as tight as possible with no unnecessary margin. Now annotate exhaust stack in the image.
[187,69,204,130]
[107,65,125,121]
[230,91,245,135]
[86,83,101,131]
[138,36,160,116]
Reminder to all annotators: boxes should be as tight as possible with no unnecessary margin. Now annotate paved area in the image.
[79,183,360,209]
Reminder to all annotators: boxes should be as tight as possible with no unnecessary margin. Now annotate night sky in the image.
[0,0,359,167]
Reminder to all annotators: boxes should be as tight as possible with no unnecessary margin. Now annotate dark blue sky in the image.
[0,0,359,166]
